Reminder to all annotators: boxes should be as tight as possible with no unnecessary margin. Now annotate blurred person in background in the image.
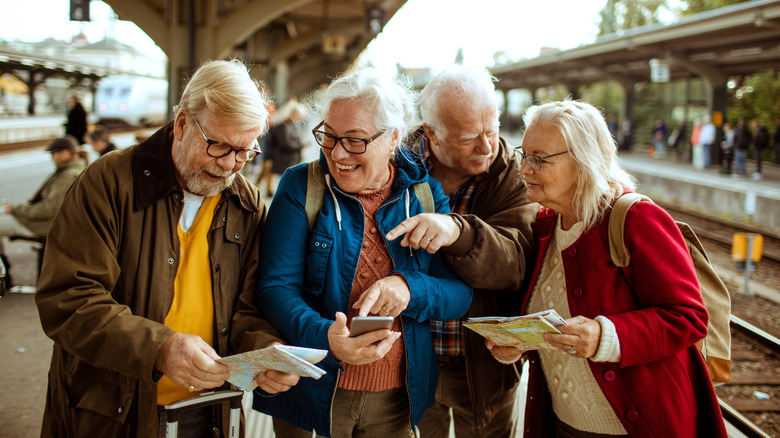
[3,135,87,236]
[618,116,632,151]
[751,119,769,180]
[669,120,687,163]
[690,118,702,166]
[773,117,780,164]
[650,119,666,158]
[85,125,118,158]
[488,99,727,438]
[35,60,299,438]
[253,96,276,197]
[389,65,537,438]
[698,115,716,169]
[733,117,752,177]
[64,95,88,143]
[265,99,307,196]
[720,122,735,175]
[253,67,472,437]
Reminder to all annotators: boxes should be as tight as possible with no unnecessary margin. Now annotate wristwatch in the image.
[450,214,464,231]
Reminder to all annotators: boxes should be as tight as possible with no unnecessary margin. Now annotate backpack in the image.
[609,192,731,383]
[304,160,435,230]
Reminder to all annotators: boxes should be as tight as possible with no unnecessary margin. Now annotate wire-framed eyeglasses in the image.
[311,121,385,155]
[514,147,569,171]
[192,115,262,163]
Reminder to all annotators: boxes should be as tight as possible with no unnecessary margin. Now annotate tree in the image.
[681,0,747,15]
[598,0,670,36]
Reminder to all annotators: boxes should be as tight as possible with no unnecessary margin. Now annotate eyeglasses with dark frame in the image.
[192,115,262,163]
[311,121,385,155]
[514,146,569,171]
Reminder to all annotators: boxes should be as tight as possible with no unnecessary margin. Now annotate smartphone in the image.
[349,316,394,337]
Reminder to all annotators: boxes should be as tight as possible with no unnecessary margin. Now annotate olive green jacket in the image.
[35,123,283,437]
[11,159,85,235]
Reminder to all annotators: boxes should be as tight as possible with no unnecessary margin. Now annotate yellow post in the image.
[733,233,763,294]
[732,233,746,262]
[732,233,763,262]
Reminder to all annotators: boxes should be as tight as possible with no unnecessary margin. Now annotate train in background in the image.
[95,75,168,127]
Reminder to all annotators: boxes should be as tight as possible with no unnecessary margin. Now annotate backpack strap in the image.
[305,160,325,230]
[608,192,653,267]
[413,182,435,214]
[305,161,435,229]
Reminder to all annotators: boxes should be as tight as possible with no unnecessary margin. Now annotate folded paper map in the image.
[463,309,567,351]
[217,345,328,391]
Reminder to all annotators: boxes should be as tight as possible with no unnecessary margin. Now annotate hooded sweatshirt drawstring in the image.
[325,174,342,230]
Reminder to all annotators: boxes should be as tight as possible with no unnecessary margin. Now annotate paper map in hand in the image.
[217,345,328,392]
[463,309,567,351]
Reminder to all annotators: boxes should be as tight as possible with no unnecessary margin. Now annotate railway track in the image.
[717,317,780,438]
[661,203,780,264]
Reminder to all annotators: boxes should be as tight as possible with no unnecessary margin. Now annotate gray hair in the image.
[314,68,418,148]
[523,99,636,229]
[420,64,499,137]
[175,59,270,134]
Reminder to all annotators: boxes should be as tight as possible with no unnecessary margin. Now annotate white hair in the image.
[314,68,418,148]
[523,99,636,229]
[175,59,270,134]
[419,64,499,137]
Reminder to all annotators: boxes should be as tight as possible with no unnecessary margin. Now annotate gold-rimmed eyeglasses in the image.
[192,115,262,163]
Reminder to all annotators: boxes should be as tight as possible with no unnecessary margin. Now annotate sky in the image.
[362,0,607,74]
[0,0,166,60]
[0,0,609,73]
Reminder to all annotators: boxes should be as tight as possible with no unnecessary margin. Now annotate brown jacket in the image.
[35,123,283,437]
[440,137,539,431]
[11,159,85,235]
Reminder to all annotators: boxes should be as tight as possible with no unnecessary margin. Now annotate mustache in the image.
[468,152,494,161]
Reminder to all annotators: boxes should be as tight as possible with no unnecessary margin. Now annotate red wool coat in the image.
[520,200,727,438]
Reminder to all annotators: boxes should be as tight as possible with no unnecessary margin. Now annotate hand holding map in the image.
[463,309,567,351]
[217,344,328,391]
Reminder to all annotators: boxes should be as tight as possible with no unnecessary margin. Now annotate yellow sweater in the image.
[157,195,219,405]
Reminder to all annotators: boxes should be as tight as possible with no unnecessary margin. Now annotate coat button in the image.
[573,287,583,298]
[625,410,639,422]
[117,406,124,414]
[167,257,175,265]
[315,242,320,247]
[603,370,616,382]
[567,247,577,257]
[220,327,228,337]
[143,170,151,176]
[234,233,240,239]
[222,216,227,223]
[215,265,220,273]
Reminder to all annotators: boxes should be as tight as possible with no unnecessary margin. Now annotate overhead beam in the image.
[214,0,311,59]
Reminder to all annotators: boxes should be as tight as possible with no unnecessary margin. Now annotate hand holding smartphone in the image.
[349,316,394,337]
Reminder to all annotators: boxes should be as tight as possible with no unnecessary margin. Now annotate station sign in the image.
[649,59,670,83]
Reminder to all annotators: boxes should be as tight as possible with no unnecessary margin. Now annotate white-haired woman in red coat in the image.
[489,99,727,438]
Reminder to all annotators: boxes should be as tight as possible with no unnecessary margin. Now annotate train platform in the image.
[501,133,780,235]
[0,115,67,144]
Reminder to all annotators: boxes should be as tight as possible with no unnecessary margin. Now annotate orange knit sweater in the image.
[338,165,405,392]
